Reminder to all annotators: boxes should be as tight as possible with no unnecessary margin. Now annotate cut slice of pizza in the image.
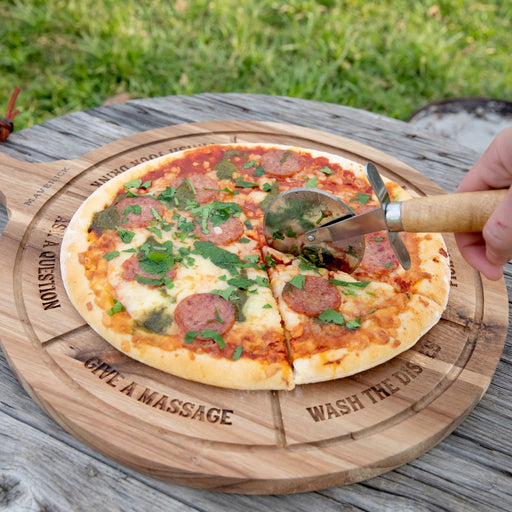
[263,247,445,385]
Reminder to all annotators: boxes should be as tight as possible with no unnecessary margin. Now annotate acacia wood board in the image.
[0,121,508,494]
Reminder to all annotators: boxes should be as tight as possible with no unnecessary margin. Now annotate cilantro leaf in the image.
[227,276,255,290]
[107,299,125,316]
[351,193,371,205]
[124,179,142,189]
[157,186,176,204]
[211,286,237,301]
[193,241,241,273]
[232,346,243,360]
[346,317,362,329]
[184,331,198,343]
[304,176,318,188]
[329,279,371,289]
[234,177,258,188]
[288,274,306,289]
[123,204,141,216]
[200,329,226,349]
[117,228,135,243]
[103,251,120,261]
[317,308,345,325]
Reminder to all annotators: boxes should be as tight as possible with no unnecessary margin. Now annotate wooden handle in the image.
[400,189,509,232]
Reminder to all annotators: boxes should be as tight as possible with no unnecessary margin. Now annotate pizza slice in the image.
[263,247,445,385]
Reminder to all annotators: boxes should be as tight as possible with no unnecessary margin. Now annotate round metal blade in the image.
[263,188,365,273]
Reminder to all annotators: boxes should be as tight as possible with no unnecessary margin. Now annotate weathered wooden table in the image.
[0,93,510,510]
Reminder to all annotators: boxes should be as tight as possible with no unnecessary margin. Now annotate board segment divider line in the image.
[271,391,287,448]
[39,324,90,347]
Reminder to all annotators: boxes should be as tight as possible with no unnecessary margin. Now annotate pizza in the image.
[61,143,450,390]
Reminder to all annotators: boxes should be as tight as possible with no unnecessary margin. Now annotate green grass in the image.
[1,0,511,131]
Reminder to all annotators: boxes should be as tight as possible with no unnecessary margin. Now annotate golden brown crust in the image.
[61,143,450,390]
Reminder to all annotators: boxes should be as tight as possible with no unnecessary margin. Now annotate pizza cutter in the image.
[263,162,508,272]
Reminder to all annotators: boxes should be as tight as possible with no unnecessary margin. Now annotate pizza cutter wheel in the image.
[262,187,365,273]
[263,163,508,273]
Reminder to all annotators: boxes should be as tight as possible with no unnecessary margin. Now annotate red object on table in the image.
[0,87,21,142]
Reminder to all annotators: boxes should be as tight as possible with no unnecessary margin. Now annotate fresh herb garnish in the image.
[329,279,371,289]
[232,346,243,360]
[304,176,318,188]
[184,331,198,343]
[280,151,291,164]
[200,329,226,349]
[117,228,135,243]
[351,193,371,205]
[103,251,120,260]
[234,177,259,188]
[227,276,255,290]
[124,178,142,189]
[346,317,362,329]
[135,275,174,288]
[243,159,257,169]
[288,274,306,289]
[213,307,224,323]
[123,204,141,216]
[317,308,345,325]
[193,241,242,274]
[107,299,125,316]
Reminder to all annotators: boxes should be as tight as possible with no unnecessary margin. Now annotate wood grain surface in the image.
[0,94,511,510]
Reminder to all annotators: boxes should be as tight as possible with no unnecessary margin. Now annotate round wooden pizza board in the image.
[0,121,508,494]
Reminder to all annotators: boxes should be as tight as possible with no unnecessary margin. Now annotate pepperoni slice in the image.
[192,217,244,245]
[174,293,236,339]
[282,275,341,317]
[176,174,219,204]
[358,232,399,273]
[121,254,176,283]
[115,197,163,229]
[261,149,304,177]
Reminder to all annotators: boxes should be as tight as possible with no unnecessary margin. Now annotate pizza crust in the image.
[292,294,444,385]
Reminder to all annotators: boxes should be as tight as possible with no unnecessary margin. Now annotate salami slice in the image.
[115,196,164,229]
[121,254,176,283]
[260,149,305,177]
[174,293,236,339]
[176,174,219,204]
[282,275,341,317]
[193,217,244,245]
[357,232,399,273]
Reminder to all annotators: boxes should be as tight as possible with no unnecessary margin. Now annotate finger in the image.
[482,184,512,267]
[455,232,503,280]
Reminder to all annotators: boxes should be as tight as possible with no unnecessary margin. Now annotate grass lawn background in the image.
[1,0,511,131]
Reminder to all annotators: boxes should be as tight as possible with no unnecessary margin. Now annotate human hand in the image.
[455,127,512,280]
